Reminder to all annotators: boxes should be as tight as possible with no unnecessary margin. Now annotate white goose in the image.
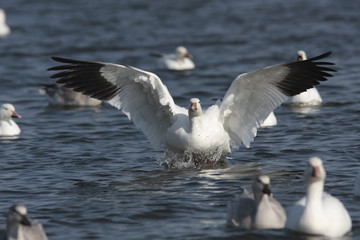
[291,50,323,106]
[286,157,352,238]
[0,103,21,137]
[150,46,195,71]
[227,175,286,230]
[39,83,102,107]
[0,9,10,37]
[48,52,335,167]
[6,205,48,240]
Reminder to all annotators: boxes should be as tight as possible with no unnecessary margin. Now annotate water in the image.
[0,0,359,239]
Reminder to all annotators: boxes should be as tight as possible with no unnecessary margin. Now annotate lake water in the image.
[0,0,359,239]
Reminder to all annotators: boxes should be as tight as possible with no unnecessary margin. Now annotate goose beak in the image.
[11,110,22,119]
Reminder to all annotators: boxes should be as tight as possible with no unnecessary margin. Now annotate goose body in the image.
[39,83,102,107]
[0,104,21,137]
[48,52,335,167]
[151,46,195,71]
[227,175,286,230]
[291,51,323,106]
[286,157,352,237]
[0,9,10,37]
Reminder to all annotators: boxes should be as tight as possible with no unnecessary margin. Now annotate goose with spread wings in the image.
[48,52,335,166]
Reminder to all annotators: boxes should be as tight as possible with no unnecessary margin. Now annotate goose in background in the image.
[227,175,286,229]
[5,204,48,240]
[0,103,21,137]
[285,157,352,238]
[48,52,335,168]
[290,50,323,106]
[0,9,10,37]
[39,83,102,107]
[150,46,195,71]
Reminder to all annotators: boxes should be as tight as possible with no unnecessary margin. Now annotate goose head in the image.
[305,157,326,184]
[188,98,202,118]
[1,103,22,121]
[252,175,272,201]
[175,46,193,60]
[297,50,307,61]
[7,204,32,227]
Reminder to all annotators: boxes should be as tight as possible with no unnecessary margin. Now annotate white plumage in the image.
[227,175,286,230]
[150,46,195,71]
[0,103,21,137]
[48,52,335,167]
[0,9,10,37]
[5,205,48,240]
[285,157,352,238]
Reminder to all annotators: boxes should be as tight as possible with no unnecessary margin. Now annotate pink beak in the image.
[190,102,197,111]
[312,166,321,177]
[185,52,193,59]
[11,111,22,119]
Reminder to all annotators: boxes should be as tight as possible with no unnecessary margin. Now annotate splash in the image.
[158,148,228,170]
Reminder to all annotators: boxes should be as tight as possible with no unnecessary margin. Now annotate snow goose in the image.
[227,175,286,229]
[150,46,195,71]
[48,52,335,167]
[39,83,102,107]
[0,103,21,137]
[354,168,360,197]
[6,204,48,240]
[285,157,352,237]
[0,9,10,37]
[291,51,323,106]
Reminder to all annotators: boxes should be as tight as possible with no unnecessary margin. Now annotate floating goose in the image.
[227,175,286,229]
[150,46,195,71]
[290,50,323,106]
[0,9,10,37]
[0,103,21,137]
[39,83,102,107]
[6,204,48,240]
[48,52,335,167]
[285,157,352,237]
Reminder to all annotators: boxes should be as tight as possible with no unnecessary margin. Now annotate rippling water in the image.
[0,0,359,239]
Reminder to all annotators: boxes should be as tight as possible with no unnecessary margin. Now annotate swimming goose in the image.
[227,175,286,229]
[150,46,195,71]
[6,204,48,240]
[39,83,102,107]
[0,103,21,137]
[291,50,323,106]
[48,52,335,167]
[285,157,352,237]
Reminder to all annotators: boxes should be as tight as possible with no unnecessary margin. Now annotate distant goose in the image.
[290,50,323,106]
[354,169,360,197]
[39,83,102,107]
[286,157,352,238]
[260,111,277,128]
[6,204,48,240]
[48,52,335,167]
[150,46,195,71]
[0,103,21,137]
[227,175,286,229]
[0,9,10,37]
